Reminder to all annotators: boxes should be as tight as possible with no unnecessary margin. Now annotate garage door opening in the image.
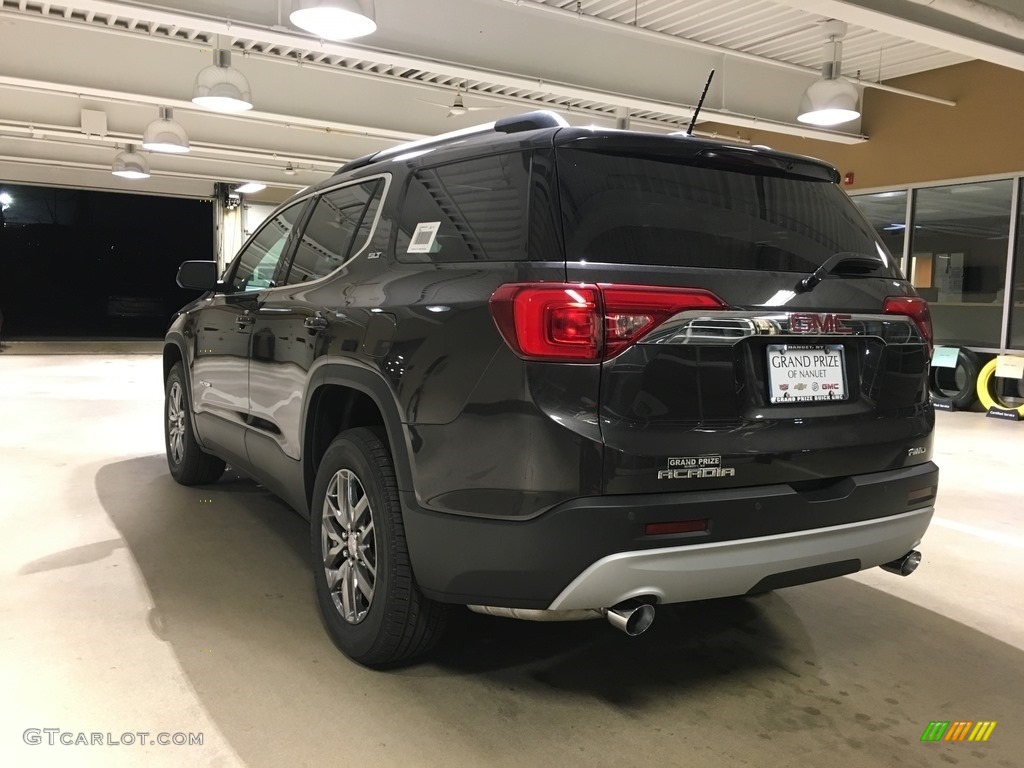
[0,182,214,340]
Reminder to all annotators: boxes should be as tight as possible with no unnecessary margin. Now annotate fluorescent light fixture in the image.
[234,182,266,194]
[193,49,253,113]
[111,144,150,180]
[798,21,861,127]
[142,106,190,153]
[290,0,376,40]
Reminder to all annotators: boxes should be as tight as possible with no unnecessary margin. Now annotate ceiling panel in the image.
[539,0,970,81]
[0,0,1019,198]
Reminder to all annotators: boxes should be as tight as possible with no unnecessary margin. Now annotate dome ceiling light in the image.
[142,106,190,153]
[111,144,150,180]
[193,49,253,113]
[234,182,267,194]
[798,20,861,127]
[290,0,377,40]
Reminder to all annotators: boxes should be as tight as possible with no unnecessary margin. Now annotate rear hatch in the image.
[553,133,934,494]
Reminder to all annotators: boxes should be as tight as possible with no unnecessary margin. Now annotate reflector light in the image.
[645,519,708,535]
[489,283,726,362]
[907,486,936,503]
[883,296,933,348]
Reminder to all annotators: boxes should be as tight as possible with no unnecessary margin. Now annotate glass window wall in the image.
[1009,179,1024,350]
[909,180,1013,348]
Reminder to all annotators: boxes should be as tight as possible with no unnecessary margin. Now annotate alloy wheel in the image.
[167,381,186,465]
[322,468,377,624]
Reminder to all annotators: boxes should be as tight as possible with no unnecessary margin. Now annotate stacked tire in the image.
[929,347,980,411]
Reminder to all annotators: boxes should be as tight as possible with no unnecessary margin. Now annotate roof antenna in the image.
[685,69,716,136]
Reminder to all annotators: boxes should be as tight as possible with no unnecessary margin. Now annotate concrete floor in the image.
[1,353,1021,768]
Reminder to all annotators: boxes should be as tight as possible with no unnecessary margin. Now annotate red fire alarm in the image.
[843,171,855,186]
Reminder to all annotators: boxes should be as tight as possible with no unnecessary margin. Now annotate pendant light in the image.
[193,49,253,113]
[142,106,190,153]
[797,20,861,127]
[111,145,150,180]
[290,0,377,40]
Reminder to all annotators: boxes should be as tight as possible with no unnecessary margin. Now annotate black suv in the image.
[165,111,938,667]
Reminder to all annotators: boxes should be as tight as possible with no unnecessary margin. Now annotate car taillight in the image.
[883,296,933,348]
[489,283,726,362]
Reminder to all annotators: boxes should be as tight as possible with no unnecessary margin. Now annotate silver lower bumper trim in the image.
[547,506,934,610]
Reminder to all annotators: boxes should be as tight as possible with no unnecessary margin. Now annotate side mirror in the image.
[176,260,219,292]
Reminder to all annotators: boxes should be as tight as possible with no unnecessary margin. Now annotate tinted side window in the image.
[282,179,384,286]
[230,203,305,292]
[397,152,529,262]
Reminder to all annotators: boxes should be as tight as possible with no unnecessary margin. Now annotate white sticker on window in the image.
[407,221,441,253]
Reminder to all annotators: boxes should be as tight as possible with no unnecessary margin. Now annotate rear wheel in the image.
[164,362,226,485]
[311,427,447,667]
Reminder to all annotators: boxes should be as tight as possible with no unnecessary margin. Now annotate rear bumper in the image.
[549,506,932,610]
[402,461,938,608]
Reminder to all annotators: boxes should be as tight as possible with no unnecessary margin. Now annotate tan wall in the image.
[701,60,1024,191]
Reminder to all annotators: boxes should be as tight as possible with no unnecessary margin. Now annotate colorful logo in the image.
[920,721,997,742]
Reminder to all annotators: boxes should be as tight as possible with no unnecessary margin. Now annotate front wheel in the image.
[164,362,226,485]
[311,427,447,667]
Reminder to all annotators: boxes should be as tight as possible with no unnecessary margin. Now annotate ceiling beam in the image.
[0,152,310,190]
[496,0,956,106]
[0,74,427,146]
[770,0,1024,72]
[0,119,345,171]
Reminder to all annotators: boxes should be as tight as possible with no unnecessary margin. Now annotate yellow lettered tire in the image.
[975,358,1024,415]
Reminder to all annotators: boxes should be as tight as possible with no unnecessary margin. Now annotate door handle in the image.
[236,313,255,329]
[304,314,329,331]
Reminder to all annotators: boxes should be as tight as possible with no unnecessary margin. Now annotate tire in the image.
[976,357,1024,416]
[311,427,447,667]
[929,347,980,410]
[164,362,226,485]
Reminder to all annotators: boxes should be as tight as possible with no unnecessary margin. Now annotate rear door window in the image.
[557,147,899,275]
[280,179,384,285]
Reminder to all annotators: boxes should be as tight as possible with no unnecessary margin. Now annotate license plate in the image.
[767,345,847,403]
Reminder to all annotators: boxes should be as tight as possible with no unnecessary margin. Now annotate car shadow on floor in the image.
[94,455,1024,768]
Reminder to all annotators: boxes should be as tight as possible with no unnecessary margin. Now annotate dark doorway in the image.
[0,183,213,339]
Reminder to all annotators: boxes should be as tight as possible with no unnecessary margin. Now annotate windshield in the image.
[556,147,900,276]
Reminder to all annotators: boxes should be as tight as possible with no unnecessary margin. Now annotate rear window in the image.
[557,147,899,275]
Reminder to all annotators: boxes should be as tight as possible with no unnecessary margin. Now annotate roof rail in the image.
[336,110,568,174]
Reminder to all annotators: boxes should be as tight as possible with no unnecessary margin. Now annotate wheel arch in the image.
[302,363,413,513]
[163,336,194,407]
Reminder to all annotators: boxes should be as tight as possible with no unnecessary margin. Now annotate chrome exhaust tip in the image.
[880,550,922,577]
[604,599,655,636]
